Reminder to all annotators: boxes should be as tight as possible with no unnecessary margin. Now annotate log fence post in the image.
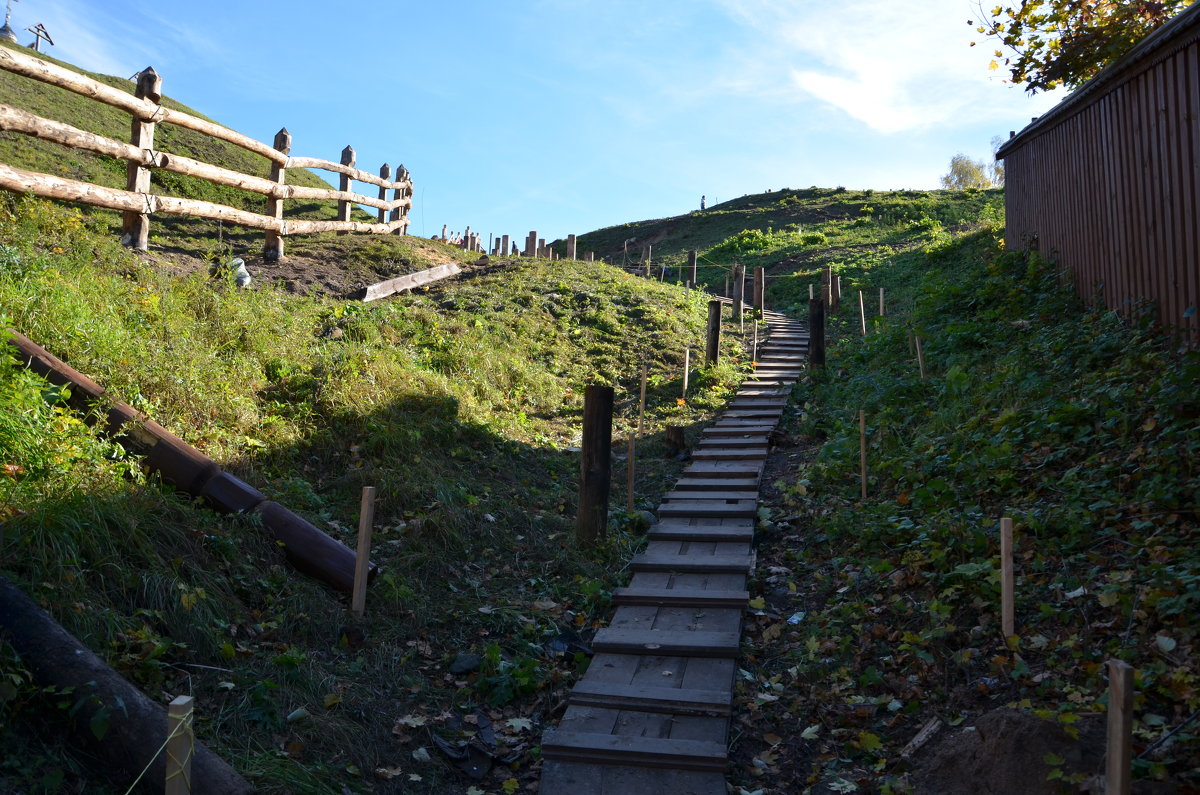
[688,250,697,287]
[351,486,375,618]
[376,164,390,224]
[501,234,510,256]
[1000,517,1014,638]
[166,695,194,795]
[567,234,577,260]
[626,431,635,513]
[705,299,722,366]
[879,287,885,317]
[262,127,291,262]
[753,266,764,315]
[120,67,162,251]
[859,410,867,499]
[1106,659,1134,795]
[577,385,614,546]
[336,145,355,233]
[808,298,825,368]
[733,265,744,333]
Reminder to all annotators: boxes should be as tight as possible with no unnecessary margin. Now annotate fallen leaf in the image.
[532,599,558,611]
[412,747,431,763]
[323,693,341,708]
[763,733,783,746]
[507,717,533,732]
[801,724,821,739]
[374,766,403,780]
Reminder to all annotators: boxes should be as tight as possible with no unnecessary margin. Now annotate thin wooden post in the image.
[637,365,648,437]
[688,250,698,285]
[733,265,745,334]
[808,299,825,368]
[858,289,867,336]
[724,274,729,297]
[626,431,635,513]
[822,265,832,305]
[859,410,867,500]
[336,145,355,233]
[390,164,408,234]
[375,164,391,223]
[577,385,614,546]
[263,127,291,262]
[915,335,927,379]
[753,267,764,314]
[834,275,842,311]
[705,299,722,366]
[165,695,194,795]
[879,287,885,316]
[120,67,162,251]
[809,283,814,300]
[682,348,690,398]
[1106,660,1134,795]
[1000,517,1014,638]
[351,486,375,618]
[752,315,759,363]
[567,234,577,260]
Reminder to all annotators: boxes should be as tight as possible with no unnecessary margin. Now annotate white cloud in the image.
[713,0,1062,133]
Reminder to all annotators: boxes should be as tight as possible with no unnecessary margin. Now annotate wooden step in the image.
[701,425,773,437]
[591,628,741,657]
[630,551,754,573]
[696,436,769,447]
[720,410,782,420]
[612,586,749,609]
[541,729,727,771]
[672,477,760,490]
[691,447,768,460]
[648,522,753,542]
[685,461,762,477]
[568,680,733,717]
[656,499,756,518]
[662,490,755,501]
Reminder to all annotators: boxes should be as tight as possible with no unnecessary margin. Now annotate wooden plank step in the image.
[710,417,775,426]
[701,425,773,436]
[656,499,756,518]
[649,522,752,542]
[591,628,741,658]
[568,680,733,717]
[720,410,782,420]
[691,448,768,460]
[541,729,727,771]
[662,490,755,501]
[612,586,749,609]
[672,477,760,491]
[685,461,762,477]
[729,395,788,403]
[629,551,754,573]
[695,436,768,448]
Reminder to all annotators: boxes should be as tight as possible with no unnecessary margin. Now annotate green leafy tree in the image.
[970,1,1196,93]
[941,154,995,190]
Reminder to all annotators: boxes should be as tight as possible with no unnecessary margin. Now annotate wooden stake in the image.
[808,298,826,368]
[166,695,194,795]
[626,431,635,513]
[858,290,867,336]
[879,287,885,316]
[682,348,690,398]
[1000,517,1014,638]
[859,410,867,500]
[638,365,648,438]
[351,486,375,618]
[121,68,162,251]
[577,385,614,546]
[809,283,814,300]
[752,316,758,364]
[705,300,722,366]
[915,335,927,379]
[1106,659,1134,795]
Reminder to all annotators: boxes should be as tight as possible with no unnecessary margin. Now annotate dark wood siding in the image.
[999,7,1200,346]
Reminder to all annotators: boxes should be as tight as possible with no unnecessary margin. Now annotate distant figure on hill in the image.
[700,195,706,210]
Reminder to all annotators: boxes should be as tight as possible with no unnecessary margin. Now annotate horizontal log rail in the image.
[0,45,413,257]
[0,162,409,235]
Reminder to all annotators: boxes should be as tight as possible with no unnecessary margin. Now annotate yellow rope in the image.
[122,712,193,795]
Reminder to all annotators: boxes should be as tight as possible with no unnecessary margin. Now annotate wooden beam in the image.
[568,681,733,717]
[591,628,741,658]
[541,730,727,772]
[611,586,749,609]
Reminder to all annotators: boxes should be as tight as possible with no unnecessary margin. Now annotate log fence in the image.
[0,46,413,258]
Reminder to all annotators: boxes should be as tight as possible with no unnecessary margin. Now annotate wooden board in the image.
[690,447,769,460]
[540,761,726,795]
[648,523,753,542]
[612,586,749,609]
[656,499,756,518]
[541,730,727,771]
[672,477,760,490]
[359,262,461,301]
[568,680,732,716]
[591,628,741,657]
[629,552,754,573]
[662,490,755,501]
[684,461,762,477]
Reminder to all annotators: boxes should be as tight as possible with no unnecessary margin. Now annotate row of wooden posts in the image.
[0,46,414,260]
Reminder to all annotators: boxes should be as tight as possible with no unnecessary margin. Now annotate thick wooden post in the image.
[705,299,722,366]
[688,250,698,286]
[262,127,291,262]
[879,287,885,317]
[626,431,635,512]
[336,145,355,233]
[501,234,510,256]
[732,265,744,332]
[808,299,826,368]
[120,67,162,251]
[351,486,375,618]
[376,164,390,223]
[577,385,614,546]
[166,695,194,795]
[859,410,867,499]
[753,267,764,314]
[567,234,577,260]
[1106,660,1134,795]
[1000,517,1014,638]
[822,264,832,306]
[389,164,408,233]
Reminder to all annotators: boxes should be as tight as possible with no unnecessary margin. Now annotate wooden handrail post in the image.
[753,266,764,315]
[626,431,635,512]
[336,145,355,233]
[879,287,885,316]
[263,127,291,262]
[682,347,690,398]
[376,164,390,223]
[688,249,698,287]
[577,385,614,546]
[567,234,577,260]
[637,365,648,438]
[859,410,867,499]
[165,695,194,795]
[1106,660,1134,795]
[120,67,162,251]
[351,486,375,618]
[705,299,722,366]
[733,265,745,333]
[808,298,826,368]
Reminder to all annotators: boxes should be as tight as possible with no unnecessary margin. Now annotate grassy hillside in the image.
[0,194,751,793]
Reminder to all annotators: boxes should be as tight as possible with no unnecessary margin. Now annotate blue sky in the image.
[9,0,1063,242]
